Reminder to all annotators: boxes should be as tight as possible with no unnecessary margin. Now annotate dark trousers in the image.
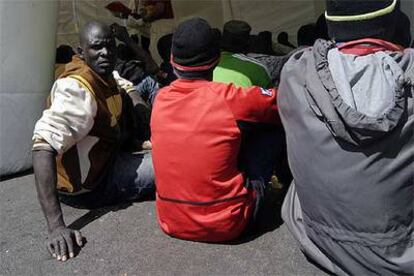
[238,127,288,227]
[60,151,155,209]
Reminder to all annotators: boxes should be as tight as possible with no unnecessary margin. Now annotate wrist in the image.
[47,214,65,233]
[48,223,65,234]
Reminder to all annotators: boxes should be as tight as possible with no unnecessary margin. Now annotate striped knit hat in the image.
[325,0,398,41]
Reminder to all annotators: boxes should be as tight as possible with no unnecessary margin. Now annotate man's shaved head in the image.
[78,21,117,79]
[79,21,111,48]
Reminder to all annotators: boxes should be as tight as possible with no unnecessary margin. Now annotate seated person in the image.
[110,0,174,52]
[112,24,161,106]
[248,31,278,56]
[273,31,296,55]
[213,20,289,220]
[277,32,296,48]
[151,18,280,242]
[278,0,414,274]
[32,21,155,262]
[115,43,147,85]
[128,0,174,52]
[315,13,329,40]
[111,23,159,75]
[297,23,317,47]
[213,20,272,89]
[55,45,75,79]
[157,33,177,85]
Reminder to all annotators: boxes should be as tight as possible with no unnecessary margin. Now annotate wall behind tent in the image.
[0,1,58,176]
[56,0,322,61]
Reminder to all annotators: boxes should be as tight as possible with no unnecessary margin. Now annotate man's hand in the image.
[46,226,83,261]
[32,149,83,262]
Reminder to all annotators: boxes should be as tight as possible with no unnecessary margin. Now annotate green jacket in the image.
[213,51,272,88]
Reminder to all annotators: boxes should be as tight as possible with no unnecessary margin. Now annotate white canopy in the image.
[0,0,412,176]
[56,0,327,62]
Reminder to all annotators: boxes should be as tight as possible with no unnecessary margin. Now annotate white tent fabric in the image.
[0,0,412,176]
[1,0,322,176]
[56,0,325,62]
[0,1,58,176]
[55,0,413,64]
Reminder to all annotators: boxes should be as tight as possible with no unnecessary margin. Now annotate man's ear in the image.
[77,46,84,60]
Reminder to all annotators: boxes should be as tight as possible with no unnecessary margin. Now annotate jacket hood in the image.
[306,39,413,146]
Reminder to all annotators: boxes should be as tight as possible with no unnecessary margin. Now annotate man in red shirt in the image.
[151,18,280,242]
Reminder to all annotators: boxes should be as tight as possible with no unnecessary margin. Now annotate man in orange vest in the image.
[33,21,155,262]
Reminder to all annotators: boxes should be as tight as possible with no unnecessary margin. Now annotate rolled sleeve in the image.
[32,78,97,154]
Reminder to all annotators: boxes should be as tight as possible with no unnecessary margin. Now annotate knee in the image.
[139,152,155,186]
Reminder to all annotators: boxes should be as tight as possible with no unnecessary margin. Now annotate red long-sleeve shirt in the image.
[151,79,279,242]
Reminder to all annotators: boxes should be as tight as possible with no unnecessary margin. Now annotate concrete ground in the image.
[0,174,323,275]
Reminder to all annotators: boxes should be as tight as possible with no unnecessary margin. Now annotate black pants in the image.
[238,127,288,226]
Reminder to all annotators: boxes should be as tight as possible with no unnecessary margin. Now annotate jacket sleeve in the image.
[32,78,97,154]
[214,83,280,125]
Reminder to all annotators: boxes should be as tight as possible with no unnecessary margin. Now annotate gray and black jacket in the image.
[279,39,414,275]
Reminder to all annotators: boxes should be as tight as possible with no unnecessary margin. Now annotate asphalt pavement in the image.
[0,174,323,275]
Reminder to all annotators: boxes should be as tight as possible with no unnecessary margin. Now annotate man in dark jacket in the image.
[278,0,413,274]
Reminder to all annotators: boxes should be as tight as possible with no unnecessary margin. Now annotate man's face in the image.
[80,26,117,79]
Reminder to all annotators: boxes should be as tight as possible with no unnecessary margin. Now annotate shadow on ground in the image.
[0,174,323,275]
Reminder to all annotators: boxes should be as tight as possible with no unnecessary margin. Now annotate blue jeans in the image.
[134,76,159,105]
[60,151,155,208]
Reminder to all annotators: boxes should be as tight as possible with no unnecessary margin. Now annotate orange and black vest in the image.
[54,56,123,193]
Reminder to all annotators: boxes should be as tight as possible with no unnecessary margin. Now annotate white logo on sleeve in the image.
[260,88,273,97]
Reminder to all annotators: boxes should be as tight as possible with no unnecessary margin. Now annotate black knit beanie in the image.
[171,18,220,74]
[325,0,398,42]
[221,20,252,53]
